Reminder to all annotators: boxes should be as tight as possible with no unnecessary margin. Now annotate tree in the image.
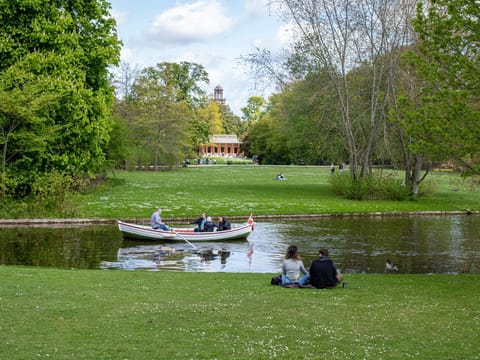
[404,0,480,177]
[241,96,267,124]
[245,112,291,164]
[151,62,209,106]
[127,62,209,168]
[113,61,142,101]
[244,73,345,165]
[218,103,242,137]
[0,0,121,197]
[251,0,417,178]
[197,100,224,135]
[0,79,60,195]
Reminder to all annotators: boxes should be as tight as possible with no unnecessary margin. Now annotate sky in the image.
[109,0,290,116]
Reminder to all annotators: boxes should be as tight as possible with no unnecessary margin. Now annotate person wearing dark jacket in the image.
[203,216,217,232]
[217,216,231,231]
[309,248,344,288]
[190,213,206,232]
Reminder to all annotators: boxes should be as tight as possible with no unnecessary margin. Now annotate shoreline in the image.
[0,209,478,227]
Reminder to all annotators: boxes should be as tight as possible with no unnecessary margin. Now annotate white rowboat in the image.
[117,215,254,242]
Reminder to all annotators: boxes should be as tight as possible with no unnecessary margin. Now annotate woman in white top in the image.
[281,245,309,286]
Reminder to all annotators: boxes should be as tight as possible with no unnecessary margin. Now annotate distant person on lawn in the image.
[150,208,169,231]
[309,248,344,288]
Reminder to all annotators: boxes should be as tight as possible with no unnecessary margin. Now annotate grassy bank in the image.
[1,267,479,359]
[76,166,479,219]
[2,166,479,219]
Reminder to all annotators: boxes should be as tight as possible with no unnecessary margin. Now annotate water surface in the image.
[1,215,478,274]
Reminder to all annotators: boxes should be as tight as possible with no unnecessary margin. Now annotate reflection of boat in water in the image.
[117,215,254,241]
[100,245,185,270]
[199,249,231,264]
[100,243,241,271]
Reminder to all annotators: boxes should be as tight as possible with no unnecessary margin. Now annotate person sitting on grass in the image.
[281,245,309,286]
[309,248,344,288]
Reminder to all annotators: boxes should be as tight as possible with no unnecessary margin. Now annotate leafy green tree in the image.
[197,100,224,135]
[0,78,59,196]
[151,62,209,106]
[218,103,242,137]
[245,112,290,164]
[128,62,208,168]
[246,73,345,165]
[389,0,480,195]
[105,113,129,170]
[249,0,417,178]
[407,0,480,175]
[0,0,121,197]
[241,96,266,124]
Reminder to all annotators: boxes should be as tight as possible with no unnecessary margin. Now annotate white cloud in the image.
[244,0,270,16]
[276,23,299,47]
[146,1,234,45]
[109,0,288,115]
[111,9,128,26]
[120,46,135,64]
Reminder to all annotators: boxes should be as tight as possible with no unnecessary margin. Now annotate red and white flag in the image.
[247,214,254,231]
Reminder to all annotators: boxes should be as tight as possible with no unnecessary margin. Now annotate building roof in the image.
[209,134,242,144]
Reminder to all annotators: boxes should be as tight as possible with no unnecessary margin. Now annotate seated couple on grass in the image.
[279,245,344,289]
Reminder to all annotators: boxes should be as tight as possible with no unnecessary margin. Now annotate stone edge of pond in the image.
[0,210,478,227]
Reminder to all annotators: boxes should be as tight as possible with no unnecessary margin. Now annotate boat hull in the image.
[117,220,253,242]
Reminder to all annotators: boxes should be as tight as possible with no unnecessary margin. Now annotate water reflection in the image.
[0,215,479,274]
[0,225,122,268]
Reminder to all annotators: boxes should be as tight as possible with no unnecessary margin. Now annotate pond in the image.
[1,215,479,274]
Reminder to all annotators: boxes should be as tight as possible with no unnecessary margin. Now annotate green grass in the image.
[1,267,479,359]
[2,169,479,359]
[73,166,480,219]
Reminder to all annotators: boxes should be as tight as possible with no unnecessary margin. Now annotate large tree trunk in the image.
[406,154,429,196]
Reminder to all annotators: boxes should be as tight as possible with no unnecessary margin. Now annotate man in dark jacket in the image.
[190,213,206,232]
[309,248,344,288]
[203,216,217,232]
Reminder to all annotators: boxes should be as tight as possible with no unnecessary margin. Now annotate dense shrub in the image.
[329,172,410,200]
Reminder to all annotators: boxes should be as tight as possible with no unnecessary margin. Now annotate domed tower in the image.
[214,85,225,104]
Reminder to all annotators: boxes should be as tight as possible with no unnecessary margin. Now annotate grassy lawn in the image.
[1,267,479,359]
[2,167,479,359]
[73,166,480,220]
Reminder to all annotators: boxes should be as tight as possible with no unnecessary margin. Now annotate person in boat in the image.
[150,208,169,231]
[203,216,218,232]
[308,248,344,288]
[217,216,231,231]
[190,213,206,232]
[281,245,309,286]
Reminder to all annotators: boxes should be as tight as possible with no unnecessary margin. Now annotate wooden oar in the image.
[174,230,197,249]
